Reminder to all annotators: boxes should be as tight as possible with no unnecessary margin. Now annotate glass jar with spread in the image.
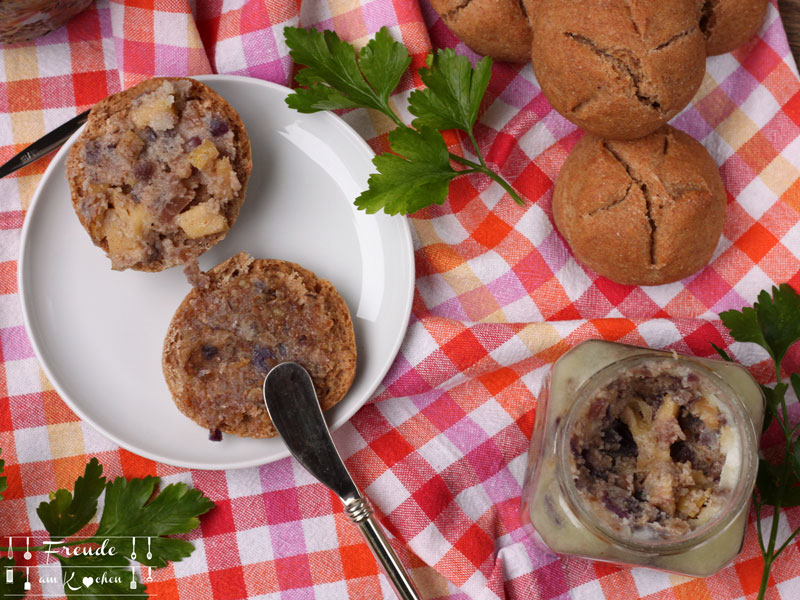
[0,0,93,44]
[521,340,764,577]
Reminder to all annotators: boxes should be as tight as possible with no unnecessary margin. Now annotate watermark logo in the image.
[4,536,155,597]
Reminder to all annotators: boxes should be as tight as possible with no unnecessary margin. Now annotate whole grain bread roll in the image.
[67,77,252,272]
[162,253,357,439]
[531,0,706,140]
[553,126,726,286]
[700,0,768,56]
[430,0,534,63]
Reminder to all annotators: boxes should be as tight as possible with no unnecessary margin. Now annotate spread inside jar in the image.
[569,359,736,540]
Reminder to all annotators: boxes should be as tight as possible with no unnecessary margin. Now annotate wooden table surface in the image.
[779,0,800,64]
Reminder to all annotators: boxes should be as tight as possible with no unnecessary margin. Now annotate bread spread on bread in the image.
[66,77,252,272]
[162,253,357,439]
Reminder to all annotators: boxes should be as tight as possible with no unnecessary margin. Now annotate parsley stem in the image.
[449,152,482,169]
[481,166,524,205]
[758,457,791,600]
[774,524,800,558]
[374,98,525,208]
[467,131,486,169]
[766,493,783,560]
[448,154,524,205]
[758,556,773,600]
[715,285,800,600]
[475,166,524,205]
[377,110,524,206]
[381,105,405,130]
[756,368,789,600]
[450,153,477,168]
[754,495,766,554]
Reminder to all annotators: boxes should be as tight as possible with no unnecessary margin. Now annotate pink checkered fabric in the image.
[1,0,800,598]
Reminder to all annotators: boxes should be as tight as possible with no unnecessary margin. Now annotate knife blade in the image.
[0,109,90,179]
[263,362,358,499]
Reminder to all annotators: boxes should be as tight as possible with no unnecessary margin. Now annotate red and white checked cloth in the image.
[1,0,800,598]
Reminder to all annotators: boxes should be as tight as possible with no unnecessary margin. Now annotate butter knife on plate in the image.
[0,109,89,179]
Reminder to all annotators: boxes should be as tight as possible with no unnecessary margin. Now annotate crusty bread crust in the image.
[162,253,357,439]
[531,0,706,140]
[430,0,534,63]
[702,0,768,56]
[553,125,726,286]
[66,77,252,272]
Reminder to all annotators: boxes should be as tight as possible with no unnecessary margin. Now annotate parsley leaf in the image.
[716,283,800,600]
[58,554,145,600]
[285,26,408,115]
[792,441,800,483]
[0,455,212,600]
[284,26,526,214]
[286,83,363,113]
[408,50,492,134]
[756,459,781,506]
[719,304,768,354]
[355,127,460,215]
[0,450,7,501]
[761,382,788,433]
[0,557,25,599]
[757,459,800,507]
[358,27,413,106]
[93,476,215,568]
[720,284,800,371]
[754,284,800,367]
[710,342,733,362]
[37,458,105,540]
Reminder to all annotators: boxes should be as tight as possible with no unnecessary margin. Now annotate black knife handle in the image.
[0,109,89,178]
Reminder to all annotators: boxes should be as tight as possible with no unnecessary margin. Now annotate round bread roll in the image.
[67,77,252,272]
[162,253,357,439]
[701,0,768,56]
[531,0,706,140]
[430,0,533,63]
[553,126,726,286]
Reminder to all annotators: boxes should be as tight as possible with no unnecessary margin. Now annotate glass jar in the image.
[521,340,764,577]
[0,0,94,44]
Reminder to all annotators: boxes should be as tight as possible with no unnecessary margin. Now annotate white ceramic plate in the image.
[19,75,414,470]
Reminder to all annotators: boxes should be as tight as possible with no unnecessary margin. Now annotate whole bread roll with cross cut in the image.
[531,0,706,140]
[553,125,726,286]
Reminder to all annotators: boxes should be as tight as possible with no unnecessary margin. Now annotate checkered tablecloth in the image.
[2,0,800,598]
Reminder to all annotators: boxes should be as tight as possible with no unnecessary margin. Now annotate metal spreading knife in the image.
[0,109,89,179]
[263,362,422,600]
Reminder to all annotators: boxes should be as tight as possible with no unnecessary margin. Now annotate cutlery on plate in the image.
[263,362,423,600]
[0,109,89,179]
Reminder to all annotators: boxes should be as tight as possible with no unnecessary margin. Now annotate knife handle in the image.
[0,109,89,179]
[343,496,423,600]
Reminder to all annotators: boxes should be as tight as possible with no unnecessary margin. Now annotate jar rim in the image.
[555,353,758,555]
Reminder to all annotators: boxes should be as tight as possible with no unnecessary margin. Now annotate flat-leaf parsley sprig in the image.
[1,456,214,599]
[712,284,800,600]
[283,26,525,215]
